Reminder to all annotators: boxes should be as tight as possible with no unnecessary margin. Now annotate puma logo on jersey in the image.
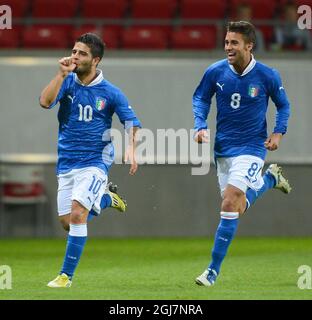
[67,95,75,103]
[216,82,225,91]
[279,86,284,90]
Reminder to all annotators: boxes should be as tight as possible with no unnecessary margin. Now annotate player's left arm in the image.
[124,126,140,175]
[114,92,142,175]
[265,69,291,151]
[264,132,283,151]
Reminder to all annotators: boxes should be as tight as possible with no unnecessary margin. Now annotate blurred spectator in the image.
[235,3,266,52]
[272,2,312,51]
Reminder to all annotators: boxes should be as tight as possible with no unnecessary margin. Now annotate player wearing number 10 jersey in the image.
[193,22,292,286]
[40,33,141,288]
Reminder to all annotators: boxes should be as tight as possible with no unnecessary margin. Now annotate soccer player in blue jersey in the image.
[193,22,292,286]
[39,33,141,288]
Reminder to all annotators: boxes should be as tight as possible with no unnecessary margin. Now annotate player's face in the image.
[224,32,253,66]
[71,42,99,75]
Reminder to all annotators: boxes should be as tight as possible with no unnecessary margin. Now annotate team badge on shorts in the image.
[96,97,107,110]
[248,85,260,98]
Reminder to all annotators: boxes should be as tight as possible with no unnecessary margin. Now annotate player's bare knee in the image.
[222,186,245,212]
[221,197,238,212]
[70,201,88,224]
[70,210,85,224]
[59,216,70,231]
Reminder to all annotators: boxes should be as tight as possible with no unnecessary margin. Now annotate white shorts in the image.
[57,167,108,216]
[216,155,265,197]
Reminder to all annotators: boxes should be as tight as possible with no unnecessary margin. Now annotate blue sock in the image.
[61,224,87,278]
[100,193,112,209]
[89,193,112,217]
[245,172,276,211]
[209,213,239,275]
[87,213,94,222]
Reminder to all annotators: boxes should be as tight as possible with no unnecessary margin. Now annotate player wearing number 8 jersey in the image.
[193,22,291,286]
[39,33,141,287]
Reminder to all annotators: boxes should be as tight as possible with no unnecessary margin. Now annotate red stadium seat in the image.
[71,26,120,49]
[127,24,172,35]
[102,24,124,35]
[0,29,20,48]
[1,164,46,204]
[31,0,78,18]
[180,0,227,19]
[34,24,74,34]
[297,0,312,4]
[278,0,312,19]
[81,0,128,18]
[131,0,178,19]
[2,0,30,17]
[71,25,102,43]
[171,26,217,49]
[102,27,120,50]
[121,27,168,49]
[257,25,274,47]
[22,26,69,49]
[229,0,277,19]
[295,0,312,6]
[280,0,312,6]
[101,27,121,49]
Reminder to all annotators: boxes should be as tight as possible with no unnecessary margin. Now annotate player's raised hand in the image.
[194,129,209,144]
[264,133,282,151]
[58,57,76,77]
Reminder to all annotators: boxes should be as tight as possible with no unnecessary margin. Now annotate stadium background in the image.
[0,0,311,238]
[1,0,312,302]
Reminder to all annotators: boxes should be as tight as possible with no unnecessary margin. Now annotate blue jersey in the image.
[47,70,141,175]
[193,57,290,160]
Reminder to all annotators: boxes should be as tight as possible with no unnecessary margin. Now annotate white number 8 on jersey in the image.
[230,93,241,109]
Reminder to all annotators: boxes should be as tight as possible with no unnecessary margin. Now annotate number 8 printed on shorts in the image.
[247,162,261,183]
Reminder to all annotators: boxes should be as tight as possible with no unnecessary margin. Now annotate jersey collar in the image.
[74,69,104,86]
[228,54,256,77]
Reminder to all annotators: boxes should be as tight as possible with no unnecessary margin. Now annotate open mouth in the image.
[227,52,236,58]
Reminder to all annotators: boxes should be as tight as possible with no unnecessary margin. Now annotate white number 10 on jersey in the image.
[230,93,241,109]
[78,104,93,122]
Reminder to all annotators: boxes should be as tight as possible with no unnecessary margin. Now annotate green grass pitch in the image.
[0,237,311,300]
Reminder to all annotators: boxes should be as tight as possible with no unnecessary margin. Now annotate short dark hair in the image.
[75,33,105,61]
[227,21,256,47]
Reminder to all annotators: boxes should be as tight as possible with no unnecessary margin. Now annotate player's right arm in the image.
[192,67,216,144]
[39,57,76,108]
[194,129,209,144]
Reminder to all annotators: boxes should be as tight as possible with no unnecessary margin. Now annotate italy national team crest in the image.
[248,85,260,98]
[96,97,106,111]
